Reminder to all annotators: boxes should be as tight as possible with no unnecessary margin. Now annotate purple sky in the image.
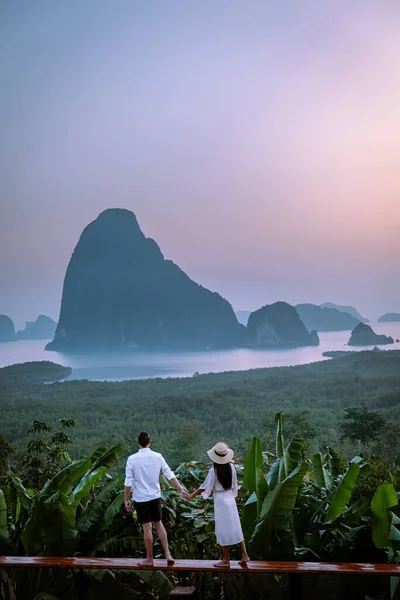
[1,1,400,328]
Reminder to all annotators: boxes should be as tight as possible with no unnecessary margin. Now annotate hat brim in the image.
[207,447,234,464]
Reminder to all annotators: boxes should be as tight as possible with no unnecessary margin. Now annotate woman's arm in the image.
[188,487,205,500]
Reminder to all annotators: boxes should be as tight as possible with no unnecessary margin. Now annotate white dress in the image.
[201,465,244,547]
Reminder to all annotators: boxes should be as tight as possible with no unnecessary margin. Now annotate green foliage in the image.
[2,351,400,469]
[0,432,13,480]
[1,354,400,598]
[340,407,386,445]
[324,458,363,522]
[242,436,268,516]
[21,418,76,489]
[371,483,399,548]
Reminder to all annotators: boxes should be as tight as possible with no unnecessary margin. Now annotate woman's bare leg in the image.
[214,546,230,567]
[238,540,250,565]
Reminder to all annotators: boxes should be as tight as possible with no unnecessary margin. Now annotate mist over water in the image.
[1,322,399,381]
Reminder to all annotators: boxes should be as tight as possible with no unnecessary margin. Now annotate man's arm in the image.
[124,457,134,512]
[124,486,132,512]
[160,456,189,498]
[169,477,189,497]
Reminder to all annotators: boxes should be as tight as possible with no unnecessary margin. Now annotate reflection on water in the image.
[1,323,399,381]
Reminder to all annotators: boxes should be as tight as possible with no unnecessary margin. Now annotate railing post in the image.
[289,573,303,600]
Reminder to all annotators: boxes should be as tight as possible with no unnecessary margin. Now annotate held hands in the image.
[180,490,196,501]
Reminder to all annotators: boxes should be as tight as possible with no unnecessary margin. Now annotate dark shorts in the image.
[134,498,162,524]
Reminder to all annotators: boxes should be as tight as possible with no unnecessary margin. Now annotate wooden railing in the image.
[1,557,399,599]
[1,556,400,575]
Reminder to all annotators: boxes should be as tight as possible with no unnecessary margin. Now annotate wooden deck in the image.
[1,556,399,575]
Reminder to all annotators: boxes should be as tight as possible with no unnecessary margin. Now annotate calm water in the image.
[1,323,399,381]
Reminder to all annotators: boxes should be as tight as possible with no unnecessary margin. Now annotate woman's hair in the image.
[213,462,233,491]
[138,431,151,447]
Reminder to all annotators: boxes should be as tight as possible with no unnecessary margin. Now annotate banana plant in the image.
[371,483,399,549]
[241,414,308,558]
[241,436,269,538]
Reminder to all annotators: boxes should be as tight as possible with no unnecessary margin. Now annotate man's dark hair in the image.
[138,431,151,447]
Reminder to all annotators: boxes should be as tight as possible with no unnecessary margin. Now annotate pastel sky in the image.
[1,0,400,328]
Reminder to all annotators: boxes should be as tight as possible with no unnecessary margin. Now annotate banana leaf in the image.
[371,483,398,548]
[240,491,258,542]
[41,458,92,497]
[103,490,124,527]
[134,569,173,594]
[284,434,304,475]
[0,489,9,542]
[89,444,108,463]
[312,452,331,489]
[94,535,140,555]
[242,436,268,516]
[69,466,107,508]
[8,469,32,511]
[327,447,343,481]
[90,443,123,472]
[21,490,78,555]
[78,475,124,533]
[266,458,281,490]
[391,576,400,600]
[259,461,307,529]
[275,412,285,459]
[324,461,360,523]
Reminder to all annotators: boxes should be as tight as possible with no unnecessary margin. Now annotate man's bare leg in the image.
[214,546,230,567]
[138,522,154,565]
[154,520,174,563]
[238,540,250,565]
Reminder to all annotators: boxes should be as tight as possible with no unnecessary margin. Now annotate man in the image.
[124,431,188,565]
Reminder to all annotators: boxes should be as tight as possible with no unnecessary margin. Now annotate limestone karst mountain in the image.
[46,209,245,351]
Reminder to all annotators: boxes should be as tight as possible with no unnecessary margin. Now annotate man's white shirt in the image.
[125,447,175,503]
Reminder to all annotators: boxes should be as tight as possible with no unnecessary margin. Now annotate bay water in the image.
[1,322,399,381]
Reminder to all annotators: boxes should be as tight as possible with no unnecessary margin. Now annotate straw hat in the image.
[207,442,234,464]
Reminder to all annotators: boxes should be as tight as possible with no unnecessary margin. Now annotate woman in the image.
[188,442,250,567]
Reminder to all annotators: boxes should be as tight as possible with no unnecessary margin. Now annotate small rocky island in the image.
[378,313,400,323]
[0,315,15,342]
[296,303,360,332]
[247,301,319,347]
[15,315,57,340]
[348,323,394,346]
[320,302,369,323]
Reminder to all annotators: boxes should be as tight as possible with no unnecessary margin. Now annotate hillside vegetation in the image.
[2,351,400,466]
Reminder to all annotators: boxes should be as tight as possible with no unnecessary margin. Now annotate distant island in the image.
[378,313,400,323]
[348,323,394,346]
[0,360,71,383]
[15,315,57,340]
[0,314,57,342]
[320,302,369,323]
[296,303,360,332]
[0,314,15,342]
[247,301,319,348]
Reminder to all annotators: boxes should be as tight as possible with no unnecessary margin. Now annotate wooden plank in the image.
[0,557,399,575]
